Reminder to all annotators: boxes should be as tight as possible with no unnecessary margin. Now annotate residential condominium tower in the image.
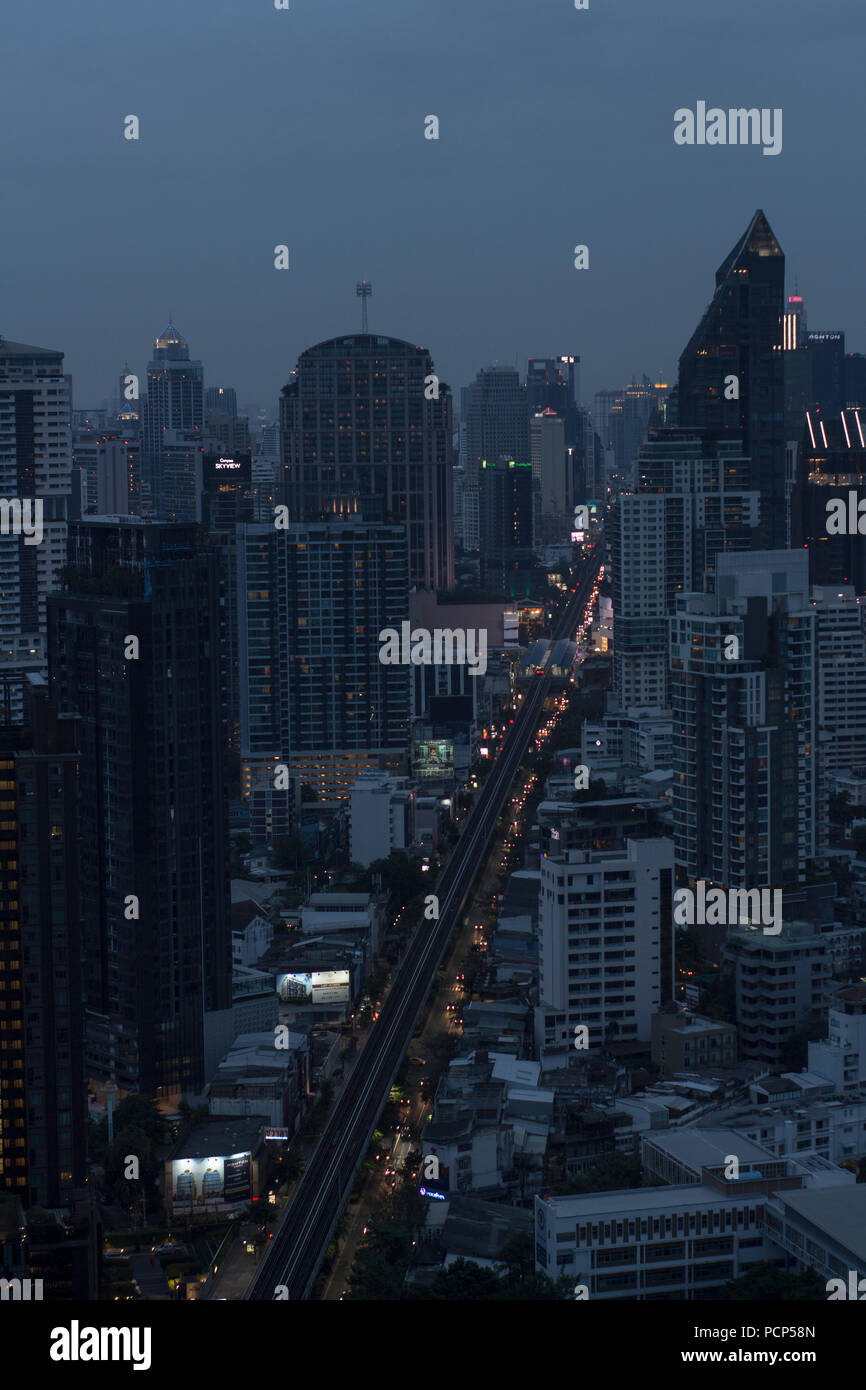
[237,519,411,804]
[610,427,759,707]
[534,837,675,1059]
[280,334,453,591]
[670,550,819,893]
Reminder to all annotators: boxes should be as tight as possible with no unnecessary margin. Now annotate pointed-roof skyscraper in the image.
[677,210,786,549]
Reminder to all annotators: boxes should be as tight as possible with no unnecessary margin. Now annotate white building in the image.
[809,983,866,1091]
[534,1183,775,1298]
[535,837,674,1059]
[299,892,384,955]
[534,1155,859,1298]
[349,771,414,868]
[812,586,866,775]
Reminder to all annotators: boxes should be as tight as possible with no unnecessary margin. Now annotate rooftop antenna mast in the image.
[356,280,372,334]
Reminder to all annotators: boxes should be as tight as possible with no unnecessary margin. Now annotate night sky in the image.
[3,0,863,411]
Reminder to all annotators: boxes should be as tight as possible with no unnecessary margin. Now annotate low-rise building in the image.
[651,1012,737,1079]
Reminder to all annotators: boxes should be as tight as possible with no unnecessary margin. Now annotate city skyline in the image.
[3,0,865,410]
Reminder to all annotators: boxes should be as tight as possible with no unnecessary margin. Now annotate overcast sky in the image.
[3,0,864,415]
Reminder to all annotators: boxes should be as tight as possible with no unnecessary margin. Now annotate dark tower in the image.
[47,519,231,1098]
[279,334,453,591]
[677,210,786,549]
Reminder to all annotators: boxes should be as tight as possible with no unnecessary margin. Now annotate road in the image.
[246,550,602,1300]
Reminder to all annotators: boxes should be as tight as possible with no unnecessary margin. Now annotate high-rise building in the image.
[670,550,818,894]
[677,210,786,550]
[783,293,812,440]
[791,407,866,590]
[530,409,569,544]
[807,331,845,416]
[478,458,534,593]
[534,838,675,1058]
[812,586,866,776]
[845,353,866,409]
[611,428,758,707]
[724,921,831,1064]
[142,322,203,515]
[205,386,238,418]
[237,520,410,805]
[592,378,661,492]
[463,366,529,551]
[280,334,453,590]
[526,357,581,439]
[0,682,85,1207]
[47,519,231,1098]
[0,337,73,722]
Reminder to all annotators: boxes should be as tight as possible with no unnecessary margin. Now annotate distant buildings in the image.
[141,321,203,515]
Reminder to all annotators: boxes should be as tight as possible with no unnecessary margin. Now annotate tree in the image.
[725,1261,823,1301]
[829,790,855,826]
[271,835,304,871]
[778,1011,826,1072]
[229,832,251,877]
[114,1094,163,1143]
[571,1153,643,1193]
[701,968,737,1025]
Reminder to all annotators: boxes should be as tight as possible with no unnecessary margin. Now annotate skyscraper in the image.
[791,407,866,590]
[280,334,453,591]
[478,458,534,593]
[0,682,85,1207]
[612,428,759,708]
[0,336,73,722]
[670,550,818,894]
[47,519,231,1097]
[237,519,410,804]
[142,322,203,515]
[783,293,812,439]
[530,409,569,545]
[812,586,866,777]
[592,377,661,493]
[463,366,529,551]
[677,210,786,550]
[807,330,845,416]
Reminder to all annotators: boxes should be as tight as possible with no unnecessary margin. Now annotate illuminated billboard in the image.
[170,1153,251,1207]
[276,970,350,1005]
